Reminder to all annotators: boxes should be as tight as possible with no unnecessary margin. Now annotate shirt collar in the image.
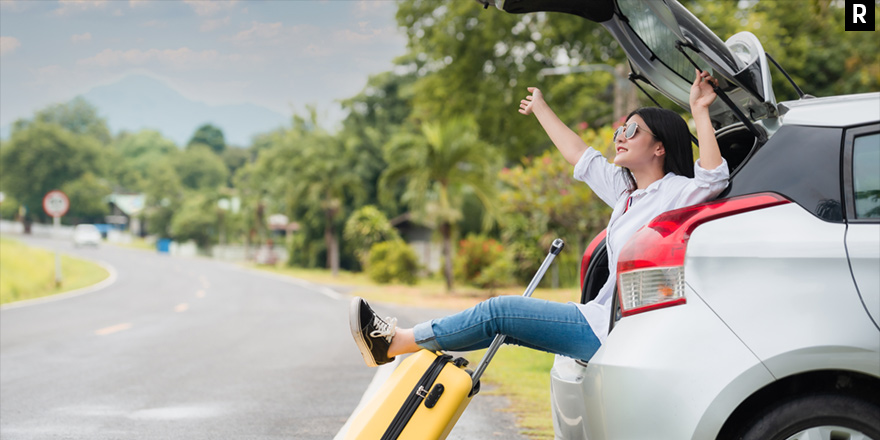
[633,172,677,196]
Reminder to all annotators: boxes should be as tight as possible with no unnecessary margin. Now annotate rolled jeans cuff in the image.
[413,320,443,352]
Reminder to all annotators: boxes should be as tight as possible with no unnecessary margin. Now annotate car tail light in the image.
[617,192,790,317]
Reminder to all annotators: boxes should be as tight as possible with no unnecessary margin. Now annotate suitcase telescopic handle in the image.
[469,238,564,388]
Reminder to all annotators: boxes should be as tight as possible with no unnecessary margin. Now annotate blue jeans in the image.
[412,296,602,361]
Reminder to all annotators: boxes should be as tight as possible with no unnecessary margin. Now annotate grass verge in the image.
[0,236,111,305]
[252,263,577,439]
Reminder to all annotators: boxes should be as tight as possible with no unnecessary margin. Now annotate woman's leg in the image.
[411,295,601,360]
[351,296,601,367]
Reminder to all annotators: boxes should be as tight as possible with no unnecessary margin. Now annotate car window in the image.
[618,0,698,83]
[853,133,880,219]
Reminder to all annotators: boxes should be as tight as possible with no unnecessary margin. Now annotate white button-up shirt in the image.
[573,147,730,343]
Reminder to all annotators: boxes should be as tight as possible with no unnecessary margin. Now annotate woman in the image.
[350,70,729,367]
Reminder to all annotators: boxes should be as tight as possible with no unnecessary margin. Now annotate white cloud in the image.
[227,21,285,45]
[54,0,108,16]
[36,65,65,78]
[71,32,93,44]
[75,47,262,73]
[183,0,238,17]
[0,36,21,56]
[200,17,231,32]
[0,1,30,12]
[78,47,225,69]
[141,20,168,28]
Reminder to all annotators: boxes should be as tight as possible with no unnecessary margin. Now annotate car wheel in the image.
[740,394,880,440]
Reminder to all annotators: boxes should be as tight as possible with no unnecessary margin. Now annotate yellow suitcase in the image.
[344,350,476,440]
[345,239,565,440]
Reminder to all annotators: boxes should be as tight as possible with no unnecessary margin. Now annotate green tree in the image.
[395,0,623,161]
[343,205,402,267]
[61,172,112,224]
[0,122,105,223]
[338,70,417,210]
[169,193,217,248]
[143,160,184,237]
[187,124,226,154]
[380,117,499,291]
[174,145,229,191]
[112,129,179,191]
[14,97,112,145]
[684,0,879,101]
[254,112,366,276]
[221,147,251,186]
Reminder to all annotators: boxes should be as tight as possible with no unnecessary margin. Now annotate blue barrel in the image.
[157,238,171,253]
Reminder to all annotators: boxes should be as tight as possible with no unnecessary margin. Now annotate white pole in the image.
[54,215,62,286]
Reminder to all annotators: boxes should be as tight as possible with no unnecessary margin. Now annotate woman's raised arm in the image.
[520,87,588,167]
[689,70,724,170]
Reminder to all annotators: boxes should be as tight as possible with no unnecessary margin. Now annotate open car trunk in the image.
[483,0,781,171]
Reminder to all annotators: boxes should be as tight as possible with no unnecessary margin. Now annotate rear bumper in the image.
[550,286,774,440]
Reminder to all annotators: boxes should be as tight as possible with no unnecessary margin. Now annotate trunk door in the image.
[491,0,778,128]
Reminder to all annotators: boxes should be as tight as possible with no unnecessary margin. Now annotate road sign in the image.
[43,190,70,218]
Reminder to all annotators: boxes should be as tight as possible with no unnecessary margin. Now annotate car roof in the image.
[779,92,880,128]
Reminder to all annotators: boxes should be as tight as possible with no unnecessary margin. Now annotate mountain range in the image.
[2,75,290,147]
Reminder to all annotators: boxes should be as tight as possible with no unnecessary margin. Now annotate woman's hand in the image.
[689,69,718,111]
[519,87,544,116]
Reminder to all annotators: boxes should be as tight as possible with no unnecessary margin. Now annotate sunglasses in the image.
[613,122,656,143]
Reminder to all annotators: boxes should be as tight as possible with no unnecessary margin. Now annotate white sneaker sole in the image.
[349,297,379,367]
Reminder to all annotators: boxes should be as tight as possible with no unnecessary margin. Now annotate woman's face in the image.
[612,114,665,171]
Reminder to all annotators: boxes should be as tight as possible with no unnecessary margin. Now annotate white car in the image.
[72,224,102,247]
[481,0,880,439]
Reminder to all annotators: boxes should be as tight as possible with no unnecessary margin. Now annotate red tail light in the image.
[617,192,790,317]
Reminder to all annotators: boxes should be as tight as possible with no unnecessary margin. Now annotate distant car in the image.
[72,224,101,247]
[482,0,880,439]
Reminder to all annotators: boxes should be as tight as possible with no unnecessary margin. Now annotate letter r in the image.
[854,4,866,23]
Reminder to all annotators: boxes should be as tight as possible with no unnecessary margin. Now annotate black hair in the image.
[622,107,695,191]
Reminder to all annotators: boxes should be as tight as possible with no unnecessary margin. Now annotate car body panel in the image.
[844,224,880,328]
[550,287,774,439]
[779,93,880,127]
[685,203,880,380]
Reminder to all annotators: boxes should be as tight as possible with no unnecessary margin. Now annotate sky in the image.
[0,0,407,134]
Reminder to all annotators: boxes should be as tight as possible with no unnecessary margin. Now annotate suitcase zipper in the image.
[381,354,452,440]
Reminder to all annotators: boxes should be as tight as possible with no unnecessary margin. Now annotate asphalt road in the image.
[0,235,529,440]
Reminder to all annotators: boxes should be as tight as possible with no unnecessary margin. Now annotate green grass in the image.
[250,263,577,439]
[469,346,556,439]
[0,236,111,305]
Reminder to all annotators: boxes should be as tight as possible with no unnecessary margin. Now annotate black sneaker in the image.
[349,297,397,367]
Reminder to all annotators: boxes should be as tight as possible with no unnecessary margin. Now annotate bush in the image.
[475,253,516,292]
[344,206,400,266]
[454,234,505,286]
[367,240,419,285]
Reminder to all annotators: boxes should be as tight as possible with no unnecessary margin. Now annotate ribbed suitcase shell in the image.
[345,350,474,440]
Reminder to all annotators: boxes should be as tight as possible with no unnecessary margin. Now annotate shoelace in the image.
[369,316,397,342]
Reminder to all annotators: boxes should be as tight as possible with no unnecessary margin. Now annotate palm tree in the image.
[255,113,365,277]
[380,117,498,291]
[285,134,366,277]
